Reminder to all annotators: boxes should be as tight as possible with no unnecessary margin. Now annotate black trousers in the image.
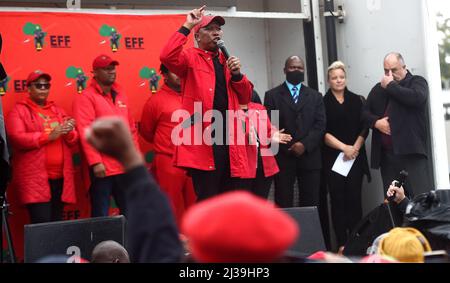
[274,153,320,208]
[247,153,273,199]
[327,158,364,247]
[190,145,250,201]
[89,172,128,218]
[27,179,64,224]
[380,150,431,198]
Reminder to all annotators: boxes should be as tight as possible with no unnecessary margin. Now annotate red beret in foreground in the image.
[182,191,299,263]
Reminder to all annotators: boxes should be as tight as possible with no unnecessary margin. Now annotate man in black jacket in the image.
[363,52,431,197]
[264,55,326,208]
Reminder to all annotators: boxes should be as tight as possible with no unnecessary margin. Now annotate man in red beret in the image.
[73,54,140,217]
[160,5,254,201]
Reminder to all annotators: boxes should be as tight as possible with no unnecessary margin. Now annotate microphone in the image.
[217,40,230,60]
[388,170,408,202]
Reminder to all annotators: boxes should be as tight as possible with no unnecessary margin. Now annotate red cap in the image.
[92,54,119,69]
[26,70,51,86]
[182,191,299,263]
[193,15,225,34]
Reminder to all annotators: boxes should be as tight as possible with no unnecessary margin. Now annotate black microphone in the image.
[217,40,230,60]
[388,170,408,202]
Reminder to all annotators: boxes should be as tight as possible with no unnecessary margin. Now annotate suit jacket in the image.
[362,71,429,169]
[264,82,326,170]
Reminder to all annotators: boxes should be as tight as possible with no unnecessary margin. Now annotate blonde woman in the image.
[322,61,370,249]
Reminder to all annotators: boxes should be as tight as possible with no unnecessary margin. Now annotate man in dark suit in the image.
[264,55,326,208]
[362,52,431,197]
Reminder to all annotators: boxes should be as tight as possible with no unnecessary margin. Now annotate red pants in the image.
[151,154,197,226]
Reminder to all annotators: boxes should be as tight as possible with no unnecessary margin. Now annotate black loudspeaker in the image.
[24,216,126,263]
[282,207,326,256]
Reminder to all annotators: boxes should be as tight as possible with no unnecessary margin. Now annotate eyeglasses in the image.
[31,83,51,90]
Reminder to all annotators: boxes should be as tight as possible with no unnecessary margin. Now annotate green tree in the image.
[437,14,450,88]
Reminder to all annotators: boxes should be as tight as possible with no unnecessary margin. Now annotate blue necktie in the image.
[292,86,299,103]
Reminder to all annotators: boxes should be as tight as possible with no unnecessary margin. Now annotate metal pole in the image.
[324,0,338,64]
[311,0,325,94]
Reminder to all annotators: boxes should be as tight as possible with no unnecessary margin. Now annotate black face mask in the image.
[286,70,305,85]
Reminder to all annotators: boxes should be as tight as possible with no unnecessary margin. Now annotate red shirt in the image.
[26,98,65,179]
[140,84,182,156]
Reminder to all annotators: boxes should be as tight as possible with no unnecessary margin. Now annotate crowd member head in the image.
[193,14,225,52]
[181,191,299,263]
[91,240,130,263]
[284,55,305,85]
[327,61,347,93]
[383,52,408,82]
[160,63,181,93]
[92,54,119,86]
[26,70,52,106]
[377,227,432,263]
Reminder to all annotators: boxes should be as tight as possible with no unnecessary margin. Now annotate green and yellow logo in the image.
[139,67,160,94]
[66,67,88,93]
[23,22,47,51]
[0,76,10,96]
[99,24,121,52]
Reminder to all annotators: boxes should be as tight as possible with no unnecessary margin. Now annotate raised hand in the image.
[381,70,394,88]
[86,117,143,171]
[184,5,206,30]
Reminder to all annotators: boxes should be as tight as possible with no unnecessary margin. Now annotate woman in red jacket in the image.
[6,70,78,224]
[239,102,292,199]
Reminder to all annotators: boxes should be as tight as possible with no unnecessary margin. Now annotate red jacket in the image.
[240,103,279,178]
[140,84,182,156]
[6,100,78,205]
[160,30,253,177]
[73,79,139,176]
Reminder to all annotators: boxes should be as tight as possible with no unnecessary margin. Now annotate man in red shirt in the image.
[140,64,196,225]
[73,55,139,217]
[160,6,253,201]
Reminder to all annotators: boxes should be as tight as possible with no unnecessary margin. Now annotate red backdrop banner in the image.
[0,11,192,261]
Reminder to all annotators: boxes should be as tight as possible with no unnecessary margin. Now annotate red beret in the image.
[182,191,299,263]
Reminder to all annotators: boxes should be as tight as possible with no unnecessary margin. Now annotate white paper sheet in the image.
[331,152,355,177]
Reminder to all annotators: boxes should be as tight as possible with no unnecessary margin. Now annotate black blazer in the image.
[362,71,429,169]
[264,82,326,170]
